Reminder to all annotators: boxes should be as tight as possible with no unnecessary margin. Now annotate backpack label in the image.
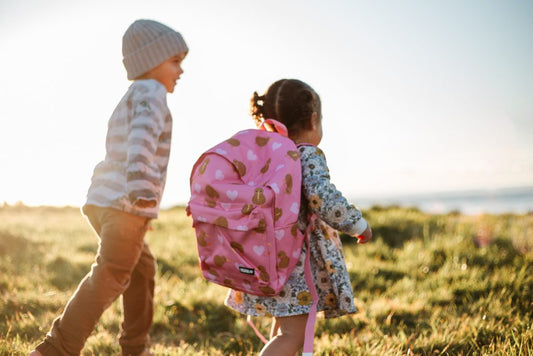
[239,267,255,275]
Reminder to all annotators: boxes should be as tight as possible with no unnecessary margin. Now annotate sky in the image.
[1,0,532,208]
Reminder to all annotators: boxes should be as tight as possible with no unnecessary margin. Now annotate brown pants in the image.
[36,205,156,356]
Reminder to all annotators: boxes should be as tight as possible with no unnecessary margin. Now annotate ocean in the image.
[355,186,533,215]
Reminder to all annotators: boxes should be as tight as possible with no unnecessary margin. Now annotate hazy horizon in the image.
[4,185,532,217]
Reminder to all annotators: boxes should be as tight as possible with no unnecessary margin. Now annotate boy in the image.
[30,19,188,356]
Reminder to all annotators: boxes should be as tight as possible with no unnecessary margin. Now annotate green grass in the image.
[1,204,532,355]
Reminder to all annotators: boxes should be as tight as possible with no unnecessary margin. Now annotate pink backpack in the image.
[187,120,304,295]
[187,120,318,354]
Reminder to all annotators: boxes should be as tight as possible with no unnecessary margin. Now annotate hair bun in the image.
[250,91,265,125]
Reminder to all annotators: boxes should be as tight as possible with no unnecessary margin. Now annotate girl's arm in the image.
[300,145,369,238]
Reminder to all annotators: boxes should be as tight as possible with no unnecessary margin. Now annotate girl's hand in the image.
[357,226,372,244]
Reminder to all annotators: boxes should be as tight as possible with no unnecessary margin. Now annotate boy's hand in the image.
[357,226,372,244]
[135,199,157,209]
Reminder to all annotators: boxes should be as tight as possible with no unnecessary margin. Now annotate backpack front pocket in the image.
[189,202,279,296]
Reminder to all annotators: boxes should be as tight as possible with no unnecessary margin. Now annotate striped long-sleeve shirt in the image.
[86,79,172,218]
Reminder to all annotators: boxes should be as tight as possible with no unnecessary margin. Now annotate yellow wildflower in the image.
[254,303,267,316]
[325,293,337,308]
[297,291,312,306]
[309,195,322,210]
[234,291,243,304]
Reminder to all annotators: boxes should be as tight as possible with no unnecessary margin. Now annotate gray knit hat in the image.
[122,19,188,80]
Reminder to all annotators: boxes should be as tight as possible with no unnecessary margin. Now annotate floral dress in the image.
[225,145,368,318]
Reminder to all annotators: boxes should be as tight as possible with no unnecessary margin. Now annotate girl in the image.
[225,79,373,355]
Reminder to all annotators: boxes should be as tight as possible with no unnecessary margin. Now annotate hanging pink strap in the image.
[302,215,318,355]
[247,315,269,344]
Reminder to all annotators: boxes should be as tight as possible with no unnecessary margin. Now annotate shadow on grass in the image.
[154,300,236,339]
[46,256,91,291]
[340,220,423,248]
[152,299,259,354]
[349,267,407,296]
[0,295,63,338]
[375,308,433,334]
[410,341,481,355]
[469,238,522,269]
[0,230,42,261]
[157,257,201,283]
[317,315,368,337]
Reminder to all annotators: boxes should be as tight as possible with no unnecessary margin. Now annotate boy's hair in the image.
[250,79,321,138]
[122,19,188,80]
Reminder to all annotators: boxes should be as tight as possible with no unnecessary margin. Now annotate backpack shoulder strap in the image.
[259,119,289,136]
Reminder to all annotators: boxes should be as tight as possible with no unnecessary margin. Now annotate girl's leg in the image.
[260,314,308,356]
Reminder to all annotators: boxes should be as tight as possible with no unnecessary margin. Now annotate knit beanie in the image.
[122,19,188,80]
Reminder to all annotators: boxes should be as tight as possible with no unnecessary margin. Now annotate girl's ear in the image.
[310,112,319,130]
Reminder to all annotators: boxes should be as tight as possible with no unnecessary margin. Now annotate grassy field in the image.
[0,204,532,355]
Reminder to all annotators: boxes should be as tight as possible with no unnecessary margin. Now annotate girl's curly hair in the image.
[250,79,321,138]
